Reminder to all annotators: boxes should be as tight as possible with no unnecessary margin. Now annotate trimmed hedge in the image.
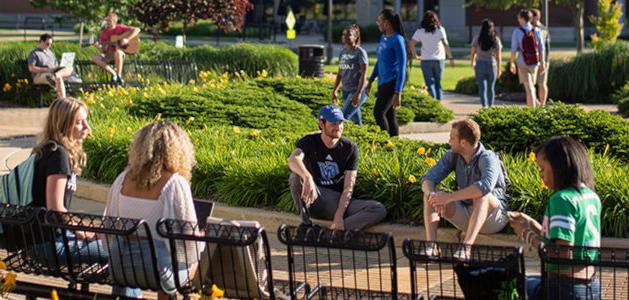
[471,103,629,161]
[0,41,297,97]
[82,79,629,237]
[548,42,629,103]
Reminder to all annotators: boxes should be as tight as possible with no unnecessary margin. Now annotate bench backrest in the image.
[44,210,162,293]
[403,240,525,300]
[156,218,275,299]
[539,243,629,299]
[277,224,398,299]
[0,203,60,276]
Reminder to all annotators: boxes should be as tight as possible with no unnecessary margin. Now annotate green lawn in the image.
[324,58,474,91]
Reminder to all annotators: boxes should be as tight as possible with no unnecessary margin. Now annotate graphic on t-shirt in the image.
[67,173,77,192]
[317,161,340,186]
[339,54,356,70]
[325,154,333,161]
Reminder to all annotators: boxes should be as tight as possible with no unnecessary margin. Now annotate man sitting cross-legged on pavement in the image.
[288,105,387,231]
[421,119,509,259]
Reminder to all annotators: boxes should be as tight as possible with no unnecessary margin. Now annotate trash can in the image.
[298,44,325,78]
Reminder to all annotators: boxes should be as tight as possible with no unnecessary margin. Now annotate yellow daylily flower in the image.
[0,261,6,270]
[385,140,395,150]
[231,127,241,134]
[187,116,195,124]
[3,272,16,291]
[210,284,225,298]
[370,168,379,177]
[408,175,417,184]
[417,147,426,156]
[248,129,259,137]
[2,83,12,92]
[188,79,196,85]
[85,94,95,105]
[154,113,162,121]
[425,148,432,155]
[424,157,436,167]
[540,181,548,189]
[51,289,59,300]
[108,127,116,138]
[112,107,120,113]
[528,152,536,163]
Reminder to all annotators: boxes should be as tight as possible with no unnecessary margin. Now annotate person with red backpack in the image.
[509,9,545,108]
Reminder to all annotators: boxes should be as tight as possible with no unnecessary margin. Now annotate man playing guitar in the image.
[92,12,140,84]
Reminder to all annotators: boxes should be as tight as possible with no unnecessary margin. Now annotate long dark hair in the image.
[478,19,499,51]
[534,136,595,192]
[420,10,440,34]
[380,8,407,39]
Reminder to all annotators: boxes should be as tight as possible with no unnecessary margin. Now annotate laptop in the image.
[59,52,75,68]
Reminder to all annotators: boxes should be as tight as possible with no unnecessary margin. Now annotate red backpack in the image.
[519,27,539,65]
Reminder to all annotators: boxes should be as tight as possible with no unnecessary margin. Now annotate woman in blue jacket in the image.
[365,8,407,137]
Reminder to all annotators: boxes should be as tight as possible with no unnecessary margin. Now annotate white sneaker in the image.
[453,246,471,260]
[418,242,439,256]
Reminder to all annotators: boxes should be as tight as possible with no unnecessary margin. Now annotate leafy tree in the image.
[467,0,588,53]
[589,0,624,50]
[131,0,253,41]
[30,0,137,42]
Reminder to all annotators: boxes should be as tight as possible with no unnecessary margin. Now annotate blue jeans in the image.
[341,89,368,126]
[526,275,601,300]
[475,61,497,107]
[30,232,108,267]
[110,239,188,298]
[420,60,445,100]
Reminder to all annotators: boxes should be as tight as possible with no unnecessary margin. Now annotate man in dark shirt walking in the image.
[288,105,386,230]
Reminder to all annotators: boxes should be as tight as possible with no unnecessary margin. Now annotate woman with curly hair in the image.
[409,10,455,100]
[104,121,199,299]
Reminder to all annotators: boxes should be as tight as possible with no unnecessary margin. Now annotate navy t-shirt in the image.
[295,133,359,192]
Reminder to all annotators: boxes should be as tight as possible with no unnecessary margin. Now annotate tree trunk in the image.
[573,1,585,54]
[79,21,84,46]
[326,0,333,65]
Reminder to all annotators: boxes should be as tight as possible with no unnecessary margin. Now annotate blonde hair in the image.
[126,121,196,189]
[33,97,89,175]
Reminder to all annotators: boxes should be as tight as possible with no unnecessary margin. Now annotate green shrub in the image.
[81,79,629,237]
[548,41,629,103]
[618,98,629,117]
[454,76,478,95]
[472,103,629,161]
[0,41,297,93]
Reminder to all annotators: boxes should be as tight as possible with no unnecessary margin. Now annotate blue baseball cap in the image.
[318,105,346,122]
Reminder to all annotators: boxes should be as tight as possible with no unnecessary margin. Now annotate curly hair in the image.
[33,97,89,175]
[126,121,196,189]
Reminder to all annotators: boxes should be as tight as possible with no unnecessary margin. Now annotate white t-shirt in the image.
[411,26,448,60]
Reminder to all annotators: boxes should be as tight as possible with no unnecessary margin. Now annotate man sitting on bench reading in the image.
[27,33,74,99]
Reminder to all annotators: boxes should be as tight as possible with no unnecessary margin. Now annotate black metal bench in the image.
[16,59,199,106]
[156,218,278,299]
[402,240,526,300]
[538,243,629,300]
[277,224,401,299]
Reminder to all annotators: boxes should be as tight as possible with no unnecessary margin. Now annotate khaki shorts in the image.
[517,64,538,86]
[32,72,55,85]
[537,61,549,86]
[443,194,508,234]
[103,50,124,63]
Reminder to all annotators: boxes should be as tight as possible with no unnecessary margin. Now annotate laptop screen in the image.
[59,52,75,68]
[193,198,214,228]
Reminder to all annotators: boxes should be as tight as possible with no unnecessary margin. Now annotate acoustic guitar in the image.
[100,34,140,54]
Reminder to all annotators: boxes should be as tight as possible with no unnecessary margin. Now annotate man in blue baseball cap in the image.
[287,105,387,231]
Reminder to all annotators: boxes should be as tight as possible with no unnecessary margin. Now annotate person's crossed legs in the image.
[289,173,386,231]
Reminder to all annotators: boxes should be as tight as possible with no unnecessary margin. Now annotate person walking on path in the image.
[531,8,550,106]
[409,10,455,101]
[508,136,601,299]
[365,9,408,137]
[421,119,509,259]
[331,24,369,126]
[510,9,545,108]
[287,105,387,231]
[470,19,502,108]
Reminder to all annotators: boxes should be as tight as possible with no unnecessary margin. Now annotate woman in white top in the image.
[409,10,455,100]
[104,121,198,299]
